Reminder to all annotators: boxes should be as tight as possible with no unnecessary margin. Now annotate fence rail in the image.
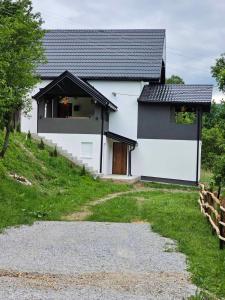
[199,184,225,249]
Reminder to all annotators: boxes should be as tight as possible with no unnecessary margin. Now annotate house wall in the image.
[138,103,200,140]
[132,139,200,183]
[38,133,102,173]
[37,103,107,134]
[21,80,51,133]
[88,80,146,140]
[21,80,145,137]
[21,79,202,183]
[103,138,113,175]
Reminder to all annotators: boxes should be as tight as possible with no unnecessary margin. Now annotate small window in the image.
[173,105,196,125]
[81,142,93,158]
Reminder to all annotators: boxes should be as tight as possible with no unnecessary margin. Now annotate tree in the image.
[211,53,225,93]
[166,75,185,84]
[201,101,225,170]
[202,126,225,169]
[213,154,225,198]
[0,0,45,158]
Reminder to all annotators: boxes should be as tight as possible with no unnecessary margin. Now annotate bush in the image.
[16,123,21,133]
[0,164,6,178]
[212,154,225,197]
[202,127,225,169]
[53,146,58,157]
[80,165,86,176]
[49,146,58,157]
[27,130,31,140]
[38,139,45,150]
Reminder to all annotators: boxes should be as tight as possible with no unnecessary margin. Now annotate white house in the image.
[21,29,213,185]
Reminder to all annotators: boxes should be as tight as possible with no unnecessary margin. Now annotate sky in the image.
[32,0,225,101]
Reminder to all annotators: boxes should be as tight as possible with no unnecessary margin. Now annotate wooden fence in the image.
[199,184,225,249]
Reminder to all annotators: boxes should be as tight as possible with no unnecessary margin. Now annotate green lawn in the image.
[86,189,225,299]
[1,132,225,298]
[0,132,130,231]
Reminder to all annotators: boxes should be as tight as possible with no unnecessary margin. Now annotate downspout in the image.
[128,145,135,176]
[196,107,201,185]
[37,100,39,134]
[99,106,104,173]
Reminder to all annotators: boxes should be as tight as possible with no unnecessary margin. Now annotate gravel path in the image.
[0,221,197,299]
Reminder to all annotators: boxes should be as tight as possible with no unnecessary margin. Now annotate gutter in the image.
[128,145,136,176]
[196,107,201,185]
[99,107,104,173]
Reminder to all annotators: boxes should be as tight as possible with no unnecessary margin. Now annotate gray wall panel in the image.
[141,176,197,186]
[38,118,102,134]
[137,103,201,140]
[38,104,108,134]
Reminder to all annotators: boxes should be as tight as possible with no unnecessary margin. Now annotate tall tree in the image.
[0,0,45,158]
[166,75,185,84]
[211,53,225,93]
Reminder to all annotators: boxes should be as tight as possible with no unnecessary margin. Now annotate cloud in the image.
[31,0,225,90]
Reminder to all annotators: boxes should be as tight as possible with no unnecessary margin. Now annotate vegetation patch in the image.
[86,189,225,298]
[0,132,130,231]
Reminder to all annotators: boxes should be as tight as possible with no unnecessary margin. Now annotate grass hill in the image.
[0,132,129,231]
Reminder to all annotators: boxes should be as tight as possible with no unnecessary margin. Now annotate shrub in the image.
[80,165,86,176]
[49,146,58,157]
[38,139,45,150]
[16,123,21,133]
[27,130,31,140]
[212,154,225,198]
[53,146,58,157]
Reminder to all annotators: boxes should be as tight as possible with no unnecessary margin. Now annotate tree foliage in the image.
[202,101,225,190]
[166,75,185,84]
[211,53,225,93]
[0,0,45,157]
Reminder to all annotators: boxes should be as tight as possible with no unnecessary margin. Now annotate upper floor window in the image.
[172,105,196,125]
[53,96,95,119]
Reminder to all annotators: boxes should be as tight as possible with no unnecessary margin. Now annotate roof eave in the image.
[33,71,117,111]
[39,75,161,82]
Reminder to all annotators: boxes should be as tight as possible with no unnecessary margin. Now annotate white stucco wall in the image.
[21,80,51,133]
[102,137,113,174]
[38,133,102,173]
[88,80,146,140]
[20,79,201,182]
[21,80,145,140]
[132,139,200,182]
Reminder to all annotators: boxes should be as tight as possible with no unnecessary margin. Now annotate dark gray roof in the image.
[105,131,137,146]
[37,29,165,80]
[138,84,213,105]
[33,71,117,111]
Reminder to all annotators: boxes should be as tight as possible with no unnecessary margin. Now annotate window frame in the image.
[80,142,93,159]
[171,105,197,125]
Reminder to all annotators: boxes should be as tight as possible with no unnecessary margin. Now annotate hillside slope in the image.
[0,132,129,231]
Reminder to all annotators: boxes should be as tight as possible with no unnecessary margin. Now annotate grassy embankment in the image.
[0,132,130,231]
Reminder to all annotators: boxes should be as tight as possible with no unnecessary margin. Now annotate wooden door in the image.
[112,143,127,175]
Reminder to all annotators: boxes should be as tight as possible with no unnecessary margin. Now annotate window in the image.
[81,142,93,158]
[58,97,72,118]
[172,105,196,125]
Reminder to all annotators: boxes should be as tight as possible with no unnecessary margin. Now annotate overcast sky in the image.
[32,0,225,101]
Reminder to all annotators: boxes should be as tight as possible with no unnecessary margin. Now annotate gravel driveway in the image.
[0,221,196,299]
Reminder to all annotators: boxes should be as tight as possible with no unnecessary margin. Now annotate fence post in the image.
[219,205,224,250]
